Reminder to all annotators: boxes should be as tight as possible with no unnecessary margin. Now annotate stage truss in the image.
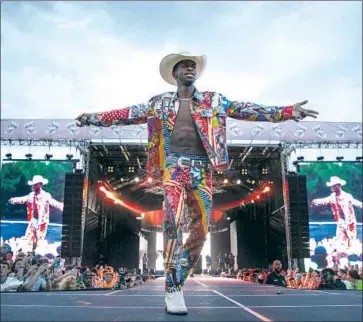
[2,119,361,267]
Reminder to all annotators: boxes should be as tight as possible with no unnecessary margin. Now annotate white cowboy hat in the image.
[159,52,207,86]
[326,176,346,187]
[28,175,49,186]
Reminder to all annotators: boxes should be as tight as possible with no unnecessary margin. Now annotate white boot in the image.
[165,288,188,315]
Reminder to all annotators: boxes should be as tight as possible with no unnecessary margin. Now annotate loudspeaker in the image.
[286,175,310,259]
[61,172,85,258]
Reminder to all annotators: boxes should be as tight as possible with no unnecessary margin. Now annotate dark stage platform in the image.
[1,276,362,321]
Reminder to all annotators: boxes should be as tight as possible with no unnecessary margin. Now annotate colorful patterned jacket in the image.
[312,191,362,224]
[11,190,64,237]
[90,90,294,176]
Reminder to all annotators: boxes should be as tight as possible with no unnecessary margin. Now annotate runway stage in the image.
[1,276,362,321]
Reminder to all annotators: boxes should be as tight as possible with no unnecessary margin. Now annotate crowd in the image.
[234,260,363,291]
[1,250,155,293]
[1,236,61,259]
[309,236,362,269]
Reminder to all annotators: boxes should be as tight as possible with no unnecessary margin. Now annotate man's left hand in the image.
[292,100,319,121]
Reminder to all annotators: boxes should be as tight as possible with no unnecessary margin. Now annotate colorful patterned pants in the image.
[336,220,357,247]
[163,153,212,292]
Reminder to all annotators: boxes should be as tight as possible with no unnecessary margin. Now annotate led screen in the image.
[1,160,73,258]
[299,162,362,269]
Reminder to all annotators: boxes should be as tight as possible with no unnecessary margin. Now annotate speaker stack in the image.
[286,174,310,259]
[61,172,86,259]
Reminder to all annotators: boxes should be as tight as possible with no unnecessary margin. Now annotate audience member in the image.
[264,260,287,287]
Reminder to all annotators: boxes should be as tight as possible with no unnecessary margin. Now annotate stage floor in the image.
[1,275,362,321]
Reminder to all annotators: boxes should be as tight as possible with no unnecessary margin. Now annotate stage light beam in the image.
[262,186,271,193]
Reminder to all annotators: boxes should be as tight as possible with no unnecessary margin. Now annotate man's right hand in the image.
[75,113,92,127]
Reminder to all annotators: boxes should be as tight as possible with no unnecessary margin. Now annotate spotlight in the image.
[263,186,271,193]
[317,156,324,161]
[236,179,241,184]
[25,153,32,160]
[134,177,140,183]
[66,154,73,160]
[297,156,304,161]
[45,153,53,161]
[241,168,248,175]
[226,217,230,221]
[128,166,135,173]
[336,156,344,161]
[5,153,12,160]
[356,156,363,161]
[261,168,268,175]
[223,178,229,184]
[107,166,114,173]
[141,212,145,218]
[147,177,153,183]
[256,195,260,200]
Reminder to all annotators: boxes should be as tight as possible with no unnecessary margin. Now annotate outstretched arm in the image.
[352,198,363,209]
[8,195,29,205]
[76,101,151,127]
[311,196,331,207]
[49,197,64,211]
[220,95,318,122]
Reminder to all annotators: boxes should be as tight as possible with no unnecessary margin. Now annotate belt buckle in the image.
[177,157,191,168]
[193,160,202,168]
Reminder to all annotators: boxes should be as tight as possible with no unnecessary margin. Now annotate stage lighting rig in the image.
[5,153,12,160]
[66,154,73,160]
[356,156,363,161]
[25,153,32,160]
[297,156,304,161]
[45,153,53,161]
[240,168,248,175]
[261,167,269,175]
[336,156,344,161]
[317,156,324,161]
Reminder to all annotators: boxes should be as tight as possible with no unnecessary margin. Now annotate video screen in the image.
[299,162,362,269]
[1,160,73,258]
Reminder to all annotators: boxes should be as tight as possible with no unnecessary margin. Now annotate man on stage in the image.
[8,175,64,251]
[311,176,362,246]
[76,52,318,314]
